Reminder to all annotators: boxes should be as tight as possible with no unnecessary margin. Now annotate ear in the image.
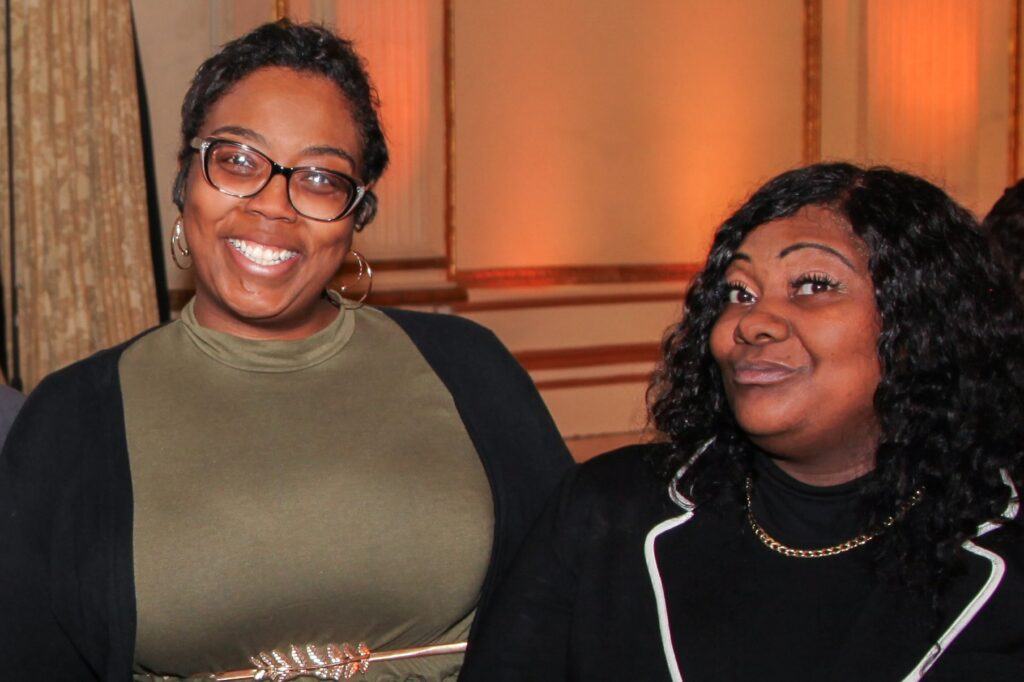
[353,190,378,232]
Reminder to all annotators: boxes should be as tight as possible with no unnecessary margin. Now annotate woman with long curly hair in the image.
[461,163,1024,681]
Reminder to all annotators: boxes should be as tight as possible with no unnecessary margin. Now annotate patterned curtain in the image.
[0,0,158,390]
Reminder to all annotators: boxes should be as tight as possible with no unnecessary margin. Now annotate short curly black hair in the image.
[649,163,1024,594]
[172,20,389,211]
[983,178,1024,299]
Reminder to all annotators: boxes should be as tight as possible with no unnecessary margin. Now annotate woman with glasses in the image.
[0,21,571,681]
[462,164,1024,681]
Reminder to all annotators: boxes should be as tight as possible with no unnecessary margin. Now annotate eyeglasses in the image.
[190,137,368,222]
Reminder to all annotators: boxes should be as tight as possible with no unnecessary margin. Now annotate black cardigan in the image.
[0,308,574,681]
[461,445,1024,681]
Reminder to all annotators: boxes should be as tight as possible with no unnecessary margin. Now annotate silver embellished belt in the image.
[209,641,467,681]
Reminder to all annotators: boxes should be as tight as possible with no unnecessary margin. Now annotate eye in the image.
[726,282,756,305]
[792,273,841,296]
[296,170,346,195]
[214,149,262,176]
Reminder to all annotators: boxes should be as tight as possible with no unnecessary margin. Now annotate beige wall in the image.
[453,0,804,271]
[133,1,1021,443]
[821,0,1015,215]
[448,0,804,438]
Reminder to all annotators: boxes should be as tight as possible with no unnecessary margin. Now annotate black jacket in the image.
[461,445,1024,681]
[0,308,573,681]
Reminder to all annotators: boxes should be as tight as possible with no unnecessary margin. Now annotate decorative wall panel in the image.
[451,0,805,275]
[331,0,448,262]
[821,0,1013,213]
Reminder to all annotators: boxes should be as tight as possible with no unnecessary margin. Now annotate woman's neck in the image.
[753,420,880,487]
[768,455,875,487]
[192,293,339,341]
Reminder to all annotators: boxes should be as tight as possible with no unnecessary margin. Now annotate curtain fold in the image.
[1,0,157,390]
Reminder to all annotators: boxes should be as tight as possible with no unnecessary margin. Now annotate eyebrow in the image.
[208,127,357,171]
[778,242,857,271]
[300,145,357,171]
[209,125,268,146]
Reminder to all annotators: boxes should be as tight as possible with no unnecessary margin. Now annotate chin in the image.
[216,285,298,323]
[731,400,805,438]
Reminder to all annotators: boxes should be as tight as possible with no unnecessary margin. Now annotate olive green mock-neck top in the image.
[120,299,493,682]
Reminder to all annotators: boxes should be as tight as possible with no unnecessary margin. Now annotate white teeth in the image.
[228,238,298,267]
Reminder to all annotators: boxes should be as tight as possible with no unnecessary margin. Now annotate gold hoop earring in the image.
[170,217,192,270]
[338,250,373,309]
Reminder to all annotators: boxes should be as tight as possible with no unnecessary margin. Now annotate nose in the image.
[245,173,297,222]
[733,304,791,345]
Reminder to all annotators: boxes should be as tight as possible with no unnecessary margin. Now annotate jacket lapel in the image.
[826,545,997,682]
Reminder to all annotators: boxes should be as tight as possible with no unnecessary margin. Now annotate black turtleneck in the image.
[750,454,871,550]
[656,454,881,680]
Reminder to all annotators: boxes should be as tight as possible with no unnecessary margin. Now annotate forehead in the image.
[735,205,868,265]
[201,66,360,161]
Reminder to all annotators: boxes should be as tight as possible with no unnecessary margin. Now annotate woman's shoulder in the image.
[372,306,528,390]
[569,443,676,516]
[16,326,162,421]
[578,443,665,482]
[374,306,503,352]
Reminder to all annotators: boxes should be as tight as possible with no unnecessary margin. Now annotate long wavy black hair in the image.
[649,163,1024,592]
[983,178,1024,299]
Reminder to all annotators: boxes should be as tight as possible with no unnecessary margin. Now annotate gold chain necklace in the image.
[744,476,924,559]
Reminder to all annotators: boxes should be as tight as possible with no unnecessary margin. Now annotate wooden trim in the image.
[444,0,457,278]
[454,290,684,313]
[363,286,467,307]
[534,372,651,391]
[455,263,702,288]
[339,256,448,274]
[515,342,660,371]
[803,0,823,164]
[168,284,467,313]
[1010,0,1021,184]
[274,0,289,21]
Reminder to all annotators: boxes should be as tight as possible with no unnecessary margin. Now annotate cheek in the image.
[184,181,234,237]
[301,226,356,284]
[310,227,353,261]
[708,313,736,367]
[805,308,882,402]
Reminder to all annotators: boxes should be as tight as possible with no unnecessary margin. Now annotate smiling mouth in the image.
[227,238,299,267]
[732,362,803,386]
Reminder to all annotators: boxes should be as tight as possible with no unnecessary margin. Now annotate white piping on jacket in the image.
[644,511,694,682]
[901,470,1019,681]
[643,441,707,682]
[645,456,1020,682]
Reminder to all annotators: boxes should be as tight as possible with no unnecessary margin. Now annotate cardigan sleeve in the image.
[0,368,105,679]
[459,465,588,680]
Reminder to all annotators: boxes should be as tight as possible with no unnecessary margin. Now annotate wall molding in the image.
[1010,0,1021,184]
[534,372,652,391]
[454,290,684,313]
[339,256,448,274]
[455,263,702,289]
[515,342,660,372]
[168,282,467,313]
[444,0,457,277]
[803,0,823,164]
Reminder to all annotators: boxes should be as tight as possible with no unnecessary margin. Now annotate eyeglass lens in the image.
[205,141,357,221]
